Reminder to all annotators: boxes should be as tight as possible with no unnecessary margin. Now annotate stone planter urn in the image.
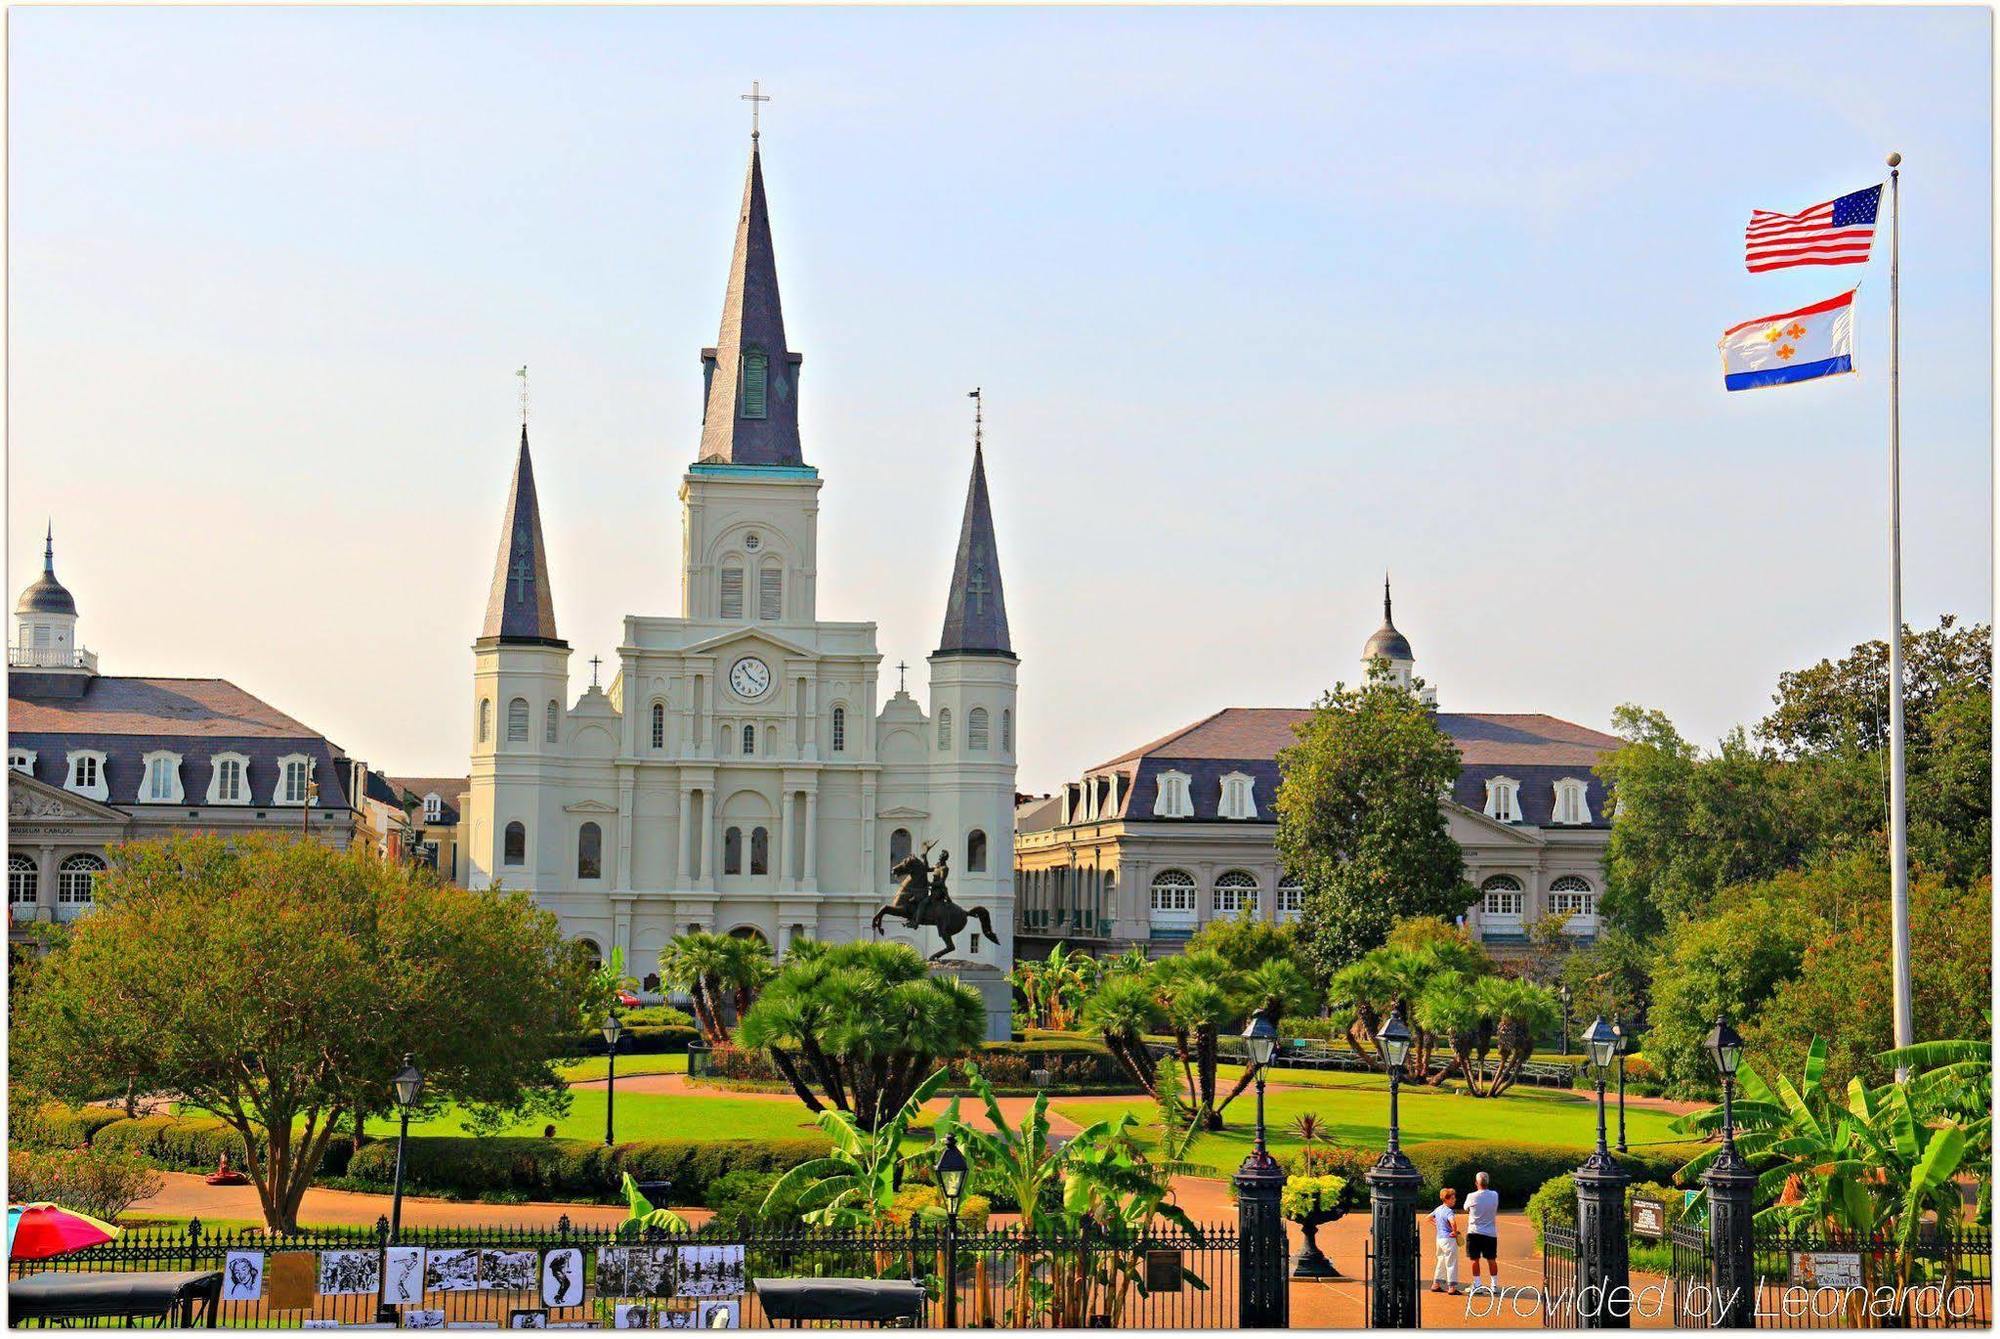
[1290,1189,1346,1279]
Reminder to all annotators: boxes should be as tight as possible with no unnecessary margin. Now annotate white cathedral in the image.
[464,136,1018,1036]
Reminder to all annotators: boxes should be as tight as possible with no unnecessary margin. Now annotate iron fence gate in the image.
[6,1215,1245,1330]
[1538,1224,1577,1328]
[1665,1221,1990,1329]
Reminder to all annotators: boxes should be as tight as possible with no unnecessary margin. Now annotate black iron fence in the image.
[1666,1221,1990,1329]
[7,1215,1243,1330]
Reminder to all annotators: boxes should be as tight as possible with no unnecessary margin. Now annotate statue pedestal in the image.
[928,960,1012,1042]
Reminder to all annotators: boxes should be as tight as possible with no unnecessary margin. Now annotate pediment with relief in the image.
[563,799,620,814]
[7,774,128,826]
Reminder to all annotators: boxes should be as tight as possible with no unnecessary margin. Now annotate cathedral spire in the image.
[937,393,1012,656]
[697,136,803,466]
[479,425,564,646]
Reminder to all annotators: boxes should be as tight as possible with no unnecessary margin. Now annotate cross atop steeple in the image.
[896,660,909,693]
[741,80,770,140]
[588,654,603,687]
[516,365,529,428]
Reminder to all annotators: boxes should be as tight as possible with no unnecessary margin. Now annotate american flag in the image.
[1745,185,1882,273]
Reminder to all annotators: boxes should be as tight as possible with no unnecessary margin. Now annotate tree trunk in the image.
[123,1077,139,1119]
[1197,1029,1221,1131]
[1104,1030,1159,1099]
[766,1046,825,1113]
[798,1035,849,1113]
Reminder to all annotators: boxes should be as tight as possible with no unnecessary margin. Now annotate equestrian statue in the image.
[873,843,997,961]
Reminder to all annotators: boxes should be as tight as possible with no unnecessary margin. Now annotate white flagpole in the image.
[1885,151,1914,1076]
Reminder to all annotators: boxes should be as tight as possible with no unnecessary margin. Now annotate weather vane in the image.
[516,365,529,428]
[742,80,770,140]
[968,387,982,451]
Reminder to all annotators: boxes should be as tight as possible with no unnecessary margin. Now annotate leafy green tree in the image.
[737,941,985,1130]
[1759,616,1991,758]
[1556,927,1653,1031]
[1414,973,1560,1097]
[1907,679,1994,884]
[1276,668,1473,977]
[1186,907,1313,981]
[12,836,588,1231]
[1325,923,1490,1077]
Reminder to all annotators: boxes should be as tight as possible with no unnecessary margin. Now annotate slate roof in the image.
[9,675,355,809]
[937,442,1012,656]
[386,775,467,825]
[480,426,564,646]
[697,140,805,467]
[1081,707,1622,830]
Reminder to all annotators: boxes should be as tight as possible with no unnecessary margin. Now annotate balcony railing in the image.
[1015,907,1114,938]
[9,646,96,672]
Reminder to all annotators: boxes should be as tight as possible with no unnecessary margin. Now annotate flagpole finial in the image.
[1887,151,1902,168]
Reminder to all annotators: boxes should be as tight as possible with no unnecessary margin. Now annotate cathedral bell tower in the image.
[468,425,571,890]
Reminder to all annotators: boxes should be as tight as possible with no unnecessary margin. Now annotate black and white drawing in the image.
[319,1249,383,1297]
[613,1303,651,1329]
[383,1247,426,1307]
[426,1249,482,1293]
[223,1251,265,1301]
[540,1248,583,1309]
[598,1247,674,1298]
[507,1310,549,1329]
[402,1311,447,1330]
[697,1302,739,1330]
[482,1250,539,1293]
[303,1321,342,1329]
[656,1310,696,1329]
[674,1247,744,1299]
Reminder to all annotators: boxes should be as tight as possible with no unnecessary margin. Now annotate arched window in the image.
[546,701,561,744]
[1217,772,1258,820]
[1213,870,1258,915]
[1549,875,1597,929]
[889,827,912,872]
[720,567,745,620]
[577,822,603,880]
[1149,869,1197,924]
[724,827,744,875]
[830,706,846,753]
[503,821,526,866]
[1483,776,1522,824]
[938,709,953,751]
[479,698,492,743]
[750,826,769,875]
[651,702,666,750]
[742,724,756,755]
[740,349,769,419]
[57,853,105,905]
[1277,876,1305,922]
[575,937,604,975]
[1480,875,1524,923]
[9,854,38,905]
[1152,770,1194,819]
[1002,709,1012,753]
[758,565,783,621]
[507,698,529,743]
[423,793,442,823]
[968,707,990,751]
[967,829,988,873]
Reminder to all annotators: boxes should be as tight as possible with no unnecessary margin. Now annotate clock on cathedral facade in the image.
[464,135,1018,1038]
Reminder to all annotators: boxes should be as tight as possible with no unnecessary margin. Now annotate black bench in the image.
[10,1268,223,1328]
[752,1277,928,1328]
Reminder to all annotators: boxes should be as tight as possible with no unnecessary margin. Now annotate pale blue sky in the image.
[10,6,1992,787]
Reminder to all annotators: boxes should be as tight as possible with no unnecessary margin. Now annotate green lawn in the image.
[555,1052,688,1083]
[1058,1069,1684,1171]
[363,1090,827,1144]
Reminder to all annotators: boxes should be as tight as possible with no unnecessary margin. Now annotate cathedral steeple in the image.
[937,394,1012,656]
[698,138,804,466]
[479,425,564,646]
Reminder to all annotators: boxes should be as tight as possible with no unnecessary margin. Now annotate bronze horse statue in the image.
[873,848,997,961]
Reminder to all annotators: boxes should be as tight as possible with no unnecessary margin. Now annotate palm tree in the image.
[1211,957,1318,1118]
[1081,973,1164,1098]
[1152,951,1245,1130]
[658,931,735,1045]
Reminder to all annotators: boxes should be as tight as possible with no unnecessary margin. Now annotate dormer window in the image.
[423,793,443,823]
[141,751,184,804]
[8,749,35,776]
[1553,777,1592,825]
[1152,769,1194,819]
[64,750,108,802]
[1217,772,1258,820]
[1483,776,1522,824]
[740,350,769,419]
[278,755,314,806]
[208,753,249,805]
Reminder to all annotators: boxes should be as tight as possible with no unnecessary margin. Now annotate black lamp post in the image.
[935,1132,968,1329]
[1367,1007,1420,1328]
[1559,983,1572,1057]
[1233,1009,1286,1328]
[1701,1015,1755,1328]
[1612,1019,1629,1155]
[602,1013,624,1149]
[1574,1017,1630,1327]
[378,1054,423,1324]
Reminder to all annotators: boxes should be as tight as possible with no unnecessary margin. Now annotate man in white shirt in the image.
[1429,1187,1460,1295]
[1464,1171,1502,1295]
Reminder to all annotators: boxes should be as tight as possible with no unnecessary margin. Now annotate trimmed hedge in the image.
[572,1024,702,1057]
[345,1135,829,1205]
[1401,1139,1708,1209]
[16,1103,130,1151]
[86,1114,358,1179]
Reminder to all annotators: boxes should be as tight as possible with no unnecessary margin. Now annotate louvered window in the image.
[759,567,782,621]
[508,698,529,742]
[968,708,990,751]
[720,568,745,620]
[741,351,769,419]
[938,709,953,750]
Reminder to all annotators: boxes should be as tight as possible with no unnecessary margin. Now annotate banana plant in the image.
[760,1064,955,1227]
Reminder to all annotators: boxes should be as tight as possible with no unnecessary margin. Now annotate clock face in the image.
[729,656,772,700]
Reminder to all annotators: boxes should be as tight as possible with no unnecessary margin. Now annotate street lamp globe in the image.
[1703,1015,1744,1078]
[602,1013,624,1050]
[935,1132,969,1214]
[1243,1010,1280,1069]
[393,1055,424,1110]
[1376,1009,1413,1071]
[1583,1016,1620,1074]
